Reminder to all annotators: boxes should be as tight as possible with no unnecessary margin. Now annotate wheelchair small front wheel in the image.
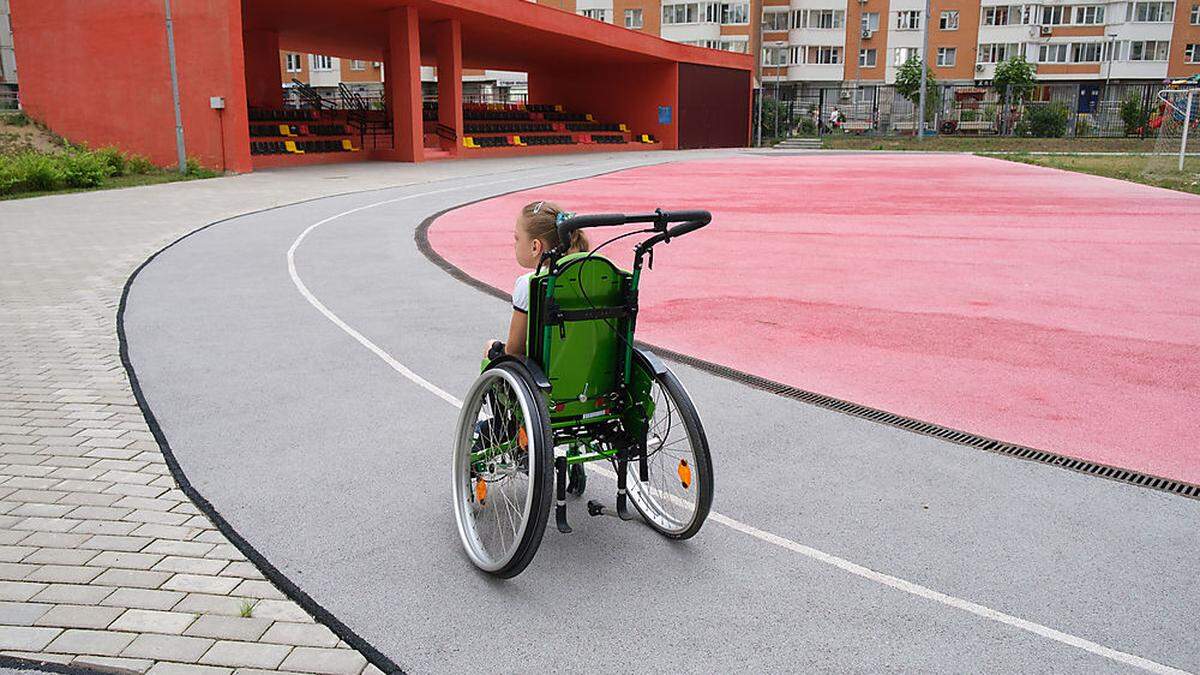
[452,362,553,577]
[626,366,713,540]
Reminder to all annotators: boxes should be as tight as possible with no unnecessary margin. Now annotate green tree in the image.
[1119,92,1149,136]
[894,55,941,128]
[993,56,1036,103]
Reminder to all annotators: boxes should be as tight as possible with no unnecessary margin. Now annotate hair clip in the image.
[555,211,575,225]
[532,200,546,214]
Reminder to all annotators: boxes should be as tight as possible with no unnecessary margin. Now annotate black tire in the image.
[452,362,554,578]
[626,366,713,540]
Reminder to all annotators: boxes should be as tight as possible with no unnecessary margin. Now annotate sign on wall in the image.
[658,105,672,125]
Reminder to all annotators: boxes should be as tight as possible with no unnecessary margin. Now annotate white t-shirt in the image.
[512,272,532,313]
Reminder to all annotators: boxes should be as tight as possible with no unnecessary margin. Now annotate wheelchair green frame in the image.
[458,209,713,576]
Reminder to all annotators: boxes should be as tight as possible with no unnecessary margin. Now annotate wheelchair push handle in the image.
[555,209,711,250]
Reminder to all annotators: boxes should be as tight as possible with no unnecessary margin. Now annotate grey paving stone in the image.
[230,580,283,601]
[8,502,76,518]
[0,600,52,625]
[19,549,98,568]
[259,621,339,648]
[18,531,89,548]
[67,505,134,520]
[198,640,292,669]
[0,531,30,545]
[71,654,155,674]
[89,551,164,570]
[126,508,192,526]
[33,603,123,629]
[193,531,227,544]
[100,586,186,611]
[146,663,233,675]
[109,608,198,634]
[248,600,310,623]
[184,615,272,642]
[278,647,367,675]
[217,562,262,580]
[45,627,135,655]
[0,545,36,562]
[162,574,241,595]
[172,593,256,617]
[106,482,169,498]
[13,517,82,533]
[0,625,63,651]
[154,556,229,576]
[143,540,215,557]
[25,564,105,584]
[80,534,153,552]
[72,519,141,535]
[122,632,215,661]
[202,545,244,561]
[92,568,171,589]
[28,582,114,605]
[130,523,200,541]
[0,562,37,580]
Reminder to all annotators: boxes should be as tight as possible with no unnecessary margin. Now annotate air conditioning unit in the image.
[1040,25,1052,35]
[975,63,985,72]
[840,89,853,100]
[862,28,873,39]
[372,61,382,67]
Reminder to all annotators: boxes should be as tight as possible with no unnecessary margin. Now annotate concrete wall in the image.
[9,0,251,172]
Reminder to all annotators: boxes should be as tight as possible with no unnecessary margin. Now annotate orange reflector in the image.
[595,397,606,407]
[517,426,528,449]
[475,479,487,503]
[554,403,565,412]
[678,459,692,489]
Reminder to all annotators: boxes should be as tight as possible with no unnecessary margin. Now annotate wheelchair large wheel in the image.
[452,362,553,577]
[626,366,713,540]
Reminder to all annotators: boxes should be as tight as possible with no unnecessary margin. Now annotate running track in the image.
[122,152,1200,673]
[428,154,1200,485]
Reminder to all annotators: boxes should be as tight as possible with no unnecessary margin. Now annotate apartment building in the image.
[555,0,1200,93]
[1,0,17,100]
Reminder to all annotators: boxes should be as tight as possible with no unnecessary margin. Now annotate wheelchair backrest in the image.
[526,253,633,407]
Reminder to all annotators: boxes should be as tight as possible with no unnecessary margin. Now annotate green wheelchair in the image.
[452,209,715,577]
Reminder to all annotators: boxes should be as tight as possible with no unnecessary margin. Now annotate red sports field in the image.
[427,154,1200,484]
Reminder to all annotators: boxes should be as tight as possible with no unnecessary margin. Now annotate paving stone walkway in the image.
[0,154,658,674]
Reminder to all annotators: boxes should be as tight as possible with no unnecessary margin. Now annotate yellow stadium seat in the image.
[555,105,564,112]
[586,114,594,121]
[278,124,292,137]
[284,140,304,154]
[341,139,359,152]
[619,124,629,132]
[512,135,526,146]
[463,137,478,148]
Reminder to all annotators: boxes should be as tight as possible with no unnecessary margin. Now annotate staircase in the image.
[772,136,824,150]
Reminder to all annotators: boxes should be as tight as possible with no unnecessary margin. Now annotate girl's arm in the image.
[505,310,527,356]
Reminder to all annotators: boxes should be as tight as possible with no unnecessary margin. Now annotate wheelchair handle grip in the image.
[666,216,710,238]
[556,209,712,249]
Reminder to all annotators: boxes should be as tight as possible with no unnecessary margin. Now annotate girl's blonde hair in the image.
[520,200,589,254]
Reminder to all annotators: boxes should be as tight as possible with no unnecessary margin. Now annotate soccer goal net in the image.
[1144,87,1199,178]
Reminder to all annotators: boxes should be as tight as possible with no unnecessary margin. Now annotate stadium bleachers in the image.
[247,108,360,157]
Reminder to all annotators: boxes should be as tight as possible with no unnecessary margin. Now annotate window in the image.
[285,53,302,73]
[1041,5,1068,24]
[1074,5,1105,23]
[896,10,921,29]
[1192,3,1200,22]
[579,8,610,21]
[721,1,750,24]
[1187,43,1200,62]
[1039,43,1069,62]
[722,38,749,53]
[762,45,790,65]
[1072,42,1104,61]
[1129,1,1174,21]
[1129,40,1170,59]
[310,55,333,71]
[861,12,880,31]
[811,46,842,64]
[977,43,1016,63]
[661,3,696,24]
[350,60,366,71]
[762,9,790,30]
[936,46,957,66]
[940,10,959,29]
[982,6,1010,25]
[858,48,878,66]
[796,9,844,28]
[624,8,644,27]
[893,46,921,65]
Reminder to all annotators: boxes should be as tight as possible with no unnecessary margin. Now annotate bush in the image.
[58,151,110,188]
[12,152,64,191]
[1023,102,1069,138]
[798,117,817,136]
[960,109,978,122]
[185,156,218,178]
[96,147,128,177]
[126,154,156,174]
[4,111,29,125]
[1120,93,1149,136]
[0,157,21,195]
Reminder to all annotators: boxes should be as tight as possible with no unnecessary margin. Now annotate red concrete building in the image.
[9,0,752,173]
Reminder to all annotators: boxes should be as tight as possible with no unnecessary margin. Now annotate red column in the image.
[242,29,282,109]
[433,20,463,154]
[384,6,424,162]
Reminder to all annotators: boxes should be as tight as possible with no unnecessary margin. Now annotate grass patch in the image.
[238,599,255,618]
[0,142,217,200]
[821,135,1159,153]
[984,152,1200,195]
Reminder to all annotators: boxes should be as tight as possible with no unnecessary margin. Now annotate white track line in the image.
[286,179,1191,675]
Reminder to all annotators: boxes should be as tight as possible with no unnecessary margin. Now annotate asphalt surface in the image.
[123,154,1200,674]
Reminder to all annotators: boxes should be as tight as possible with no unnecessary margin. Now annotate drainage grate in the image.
[415,209,1200,503]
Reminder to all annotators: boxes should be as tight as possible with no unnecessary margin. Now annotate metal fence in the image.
[758,82,1162,139]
